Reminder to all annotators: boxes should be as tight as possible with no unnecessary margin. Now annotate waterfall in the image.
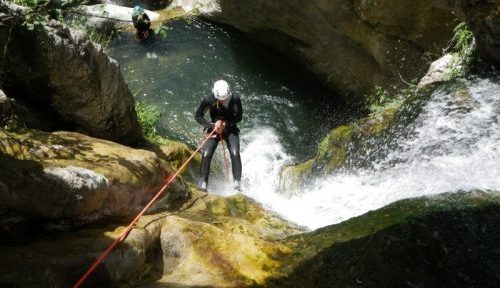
[213,76,500,230]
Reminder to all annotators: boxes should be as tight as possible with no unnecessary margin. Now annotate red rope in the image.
[72,130,216,288]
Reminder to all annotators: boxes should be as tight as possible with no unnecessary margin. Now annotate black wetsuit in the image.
[195,92,243,186]
[132,13,151,40]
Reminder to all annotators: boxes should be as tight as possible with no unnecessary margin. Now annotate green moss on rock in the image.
[278,159,314,194]
[315,125,353,171]
[280,102,402,194]
[267,191,500,288]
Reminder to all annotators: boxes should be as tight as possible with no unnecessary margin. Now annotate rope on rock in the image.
[72,129,216,288]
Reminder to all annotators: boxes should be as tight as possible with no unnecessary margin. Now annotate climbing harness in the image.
[199,122,230,180]
[72,129,216,288]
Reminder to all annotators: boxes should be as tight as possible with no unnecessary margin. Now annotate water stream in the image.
[255,76,500,229]
[110,19,500,230]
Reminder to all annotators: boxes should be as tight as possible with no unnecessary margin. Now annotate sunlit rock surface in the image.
[0,129,190,226]
[418,53,462,89]
[0,190,303,287]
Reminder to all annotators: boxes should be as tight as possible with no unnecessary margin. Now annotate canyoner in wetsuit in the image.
[195,80,243,191]
[132,5,152,40]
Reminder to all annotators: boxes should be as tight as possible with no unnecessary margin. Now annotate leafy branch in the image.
[443,21,476,80]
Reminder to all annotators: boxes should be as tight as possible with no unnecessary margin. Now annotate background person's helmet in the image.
[133,5,144,16]
[212,80,231,101]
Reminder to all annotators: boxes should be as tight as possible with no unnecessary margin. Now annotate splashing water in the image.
[109,19,498,230]
[218,76,500,230]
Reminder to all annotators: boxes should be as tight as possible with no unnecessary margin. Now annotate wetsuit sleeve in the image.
[235,95,243,123]
[195,96,215,130]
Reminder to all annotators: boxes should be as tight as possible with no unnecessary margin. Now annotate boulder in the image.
[80,4,160,34]
[0,129,189,226]
[268,191,500,288]
[279,105,401,192]
[418,53,462,89]
[0,190,303,287]
[0,3,143,145]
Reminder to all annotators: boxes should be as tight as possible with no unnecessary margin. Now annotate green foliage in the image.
[366,86,401,114]
[451,22,475,60]
[366,81,416,114]
[10,0,113,48]
[63,6,115,48]
[421,51,440,64]
[1,111,25,132]
[444,22,476,80]
[135,101,161,138]
[191,2,205,15]
[153,23,168,39]
[12,0,40,7]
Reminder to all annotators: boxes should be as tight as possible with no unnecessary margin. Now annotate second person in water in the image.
[132,5,152,40]
[195,80,243,191]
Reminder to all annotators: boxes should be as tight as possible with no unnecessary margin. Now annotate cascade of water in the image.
[109,19,498,231]
[217,76,500,230]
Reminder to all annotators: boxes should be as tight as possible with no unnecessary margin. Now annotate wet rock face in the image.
[270,192,500,288]
[0,129,189,228]
[211,0,500,98]
[469,1,500,63]
[0,4,142,145]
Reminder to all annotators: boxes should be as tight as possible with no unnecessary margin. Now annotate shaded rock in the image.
[0,3,142,144]
[0,89,11,113]
[208,1,500,99]
[0,88,57,131]
[267,191,500,288]
[463,1,500,64]
[0,213,165,287]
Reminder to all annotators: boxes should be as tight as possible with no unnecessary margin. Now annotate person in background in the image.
[132,5,152,40]
[195,80,243,191]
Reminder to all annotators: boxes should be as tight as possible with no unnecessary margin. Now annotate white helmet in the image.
[212,80,231,101]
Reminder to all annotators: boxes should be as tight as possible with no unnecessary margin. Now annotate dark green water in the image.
[109,18,355,161]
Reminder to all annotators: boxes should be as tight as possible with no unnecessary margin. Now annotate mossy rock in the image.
[0,129,191,230]
[279,103,401,193]
[140,139,202,182]
[0,186,303,287]
[278,159,314,194]
[315,124,353,172]
[267,191,500,287]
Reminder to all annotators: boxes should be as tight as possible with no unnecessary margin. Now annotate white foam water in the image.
[211,77,500,230]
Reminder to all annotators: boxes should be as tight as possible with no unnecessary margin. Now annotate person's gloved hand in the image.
[214,120,226,134]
